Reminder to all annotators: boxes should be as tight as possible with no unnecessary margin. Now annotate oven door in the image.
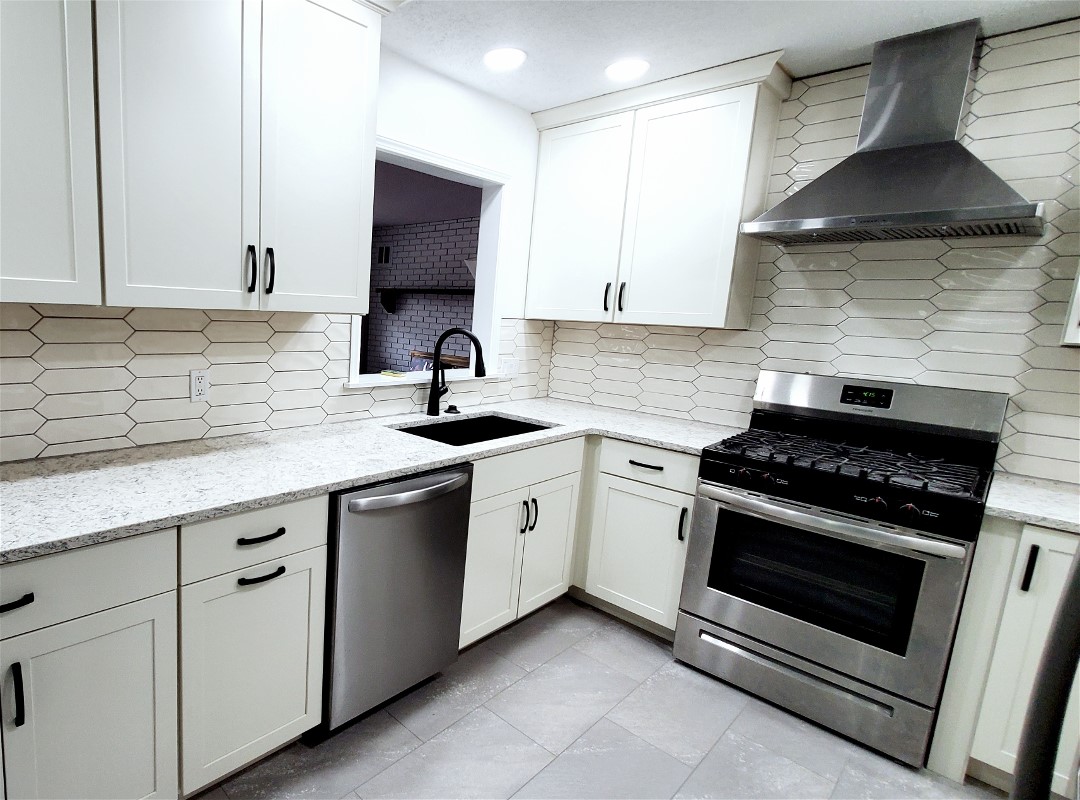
[679,483,972,706]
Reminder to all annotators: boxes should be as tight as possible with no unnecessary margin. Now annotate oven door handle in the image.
[698,483,968,560]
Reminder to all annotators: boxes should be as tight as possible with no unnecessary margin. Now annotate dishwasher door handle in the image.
[347,472,470,513]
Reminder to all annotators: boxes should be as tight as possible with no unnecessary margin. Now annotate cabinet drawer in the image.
[599,439,698,494]
[0,529,177,640]
[472,438,585,502]
[181,495,328,585]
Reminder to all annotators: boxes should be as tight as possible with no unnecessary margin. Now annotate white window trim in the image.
[343,136,510,389]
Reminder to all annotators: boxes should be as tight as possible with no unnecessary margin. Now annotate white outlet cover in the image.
[190,369,209,402]
[499,357,520,376]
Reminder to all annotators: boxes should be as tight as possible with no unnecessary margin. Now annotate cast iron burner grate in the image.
[716,429,983,500]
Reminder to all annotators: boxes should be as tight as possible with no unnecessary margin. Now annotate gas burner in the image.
[716,429,983,500]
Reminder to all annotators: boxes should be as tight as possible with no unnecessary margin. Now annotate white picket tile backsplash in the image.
[0,307,551,460]
[548,20,1080,484]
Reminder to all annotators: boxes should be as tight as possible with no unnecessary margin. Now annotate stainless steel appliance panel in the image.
[673,612,935,767]
[680,485,971,706]
[326,466,472,730]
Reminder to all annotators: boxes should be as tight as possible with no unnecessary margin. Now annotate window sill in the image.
[342,368,492,390]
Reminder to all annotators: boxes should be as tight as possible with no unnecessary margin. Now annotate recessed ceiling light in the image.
[605,58,650,82]
[483,47,527,72]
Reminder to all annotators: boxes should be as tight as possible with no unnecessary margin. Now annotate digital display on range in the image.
[840,385,894,409]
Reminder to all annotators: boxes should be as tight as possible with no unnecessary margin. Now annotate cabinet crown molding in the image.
[532,50,790,131]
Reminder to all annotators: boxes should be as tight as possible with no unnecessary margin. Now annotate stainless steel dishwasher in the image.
[321,464,473,732]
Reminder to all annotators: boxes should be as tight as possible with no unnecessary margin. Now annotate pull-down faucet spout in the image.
[426,328,486,416]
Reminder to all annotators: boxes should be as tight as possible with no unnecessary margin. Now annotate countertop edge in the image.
[2,399,1076,562]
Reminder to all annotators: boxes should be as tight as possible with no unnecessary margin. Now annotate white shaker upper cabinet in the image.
[97,0,379,313]
[524,113,634,322]
[260,0,379,314]
[524,54,786,329]
[0,0,102,305]
[616,86,760,328]
[97,0,260,310]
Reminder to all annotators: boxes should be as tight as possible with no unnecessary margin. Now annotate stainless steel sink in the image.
[395,414,552,446]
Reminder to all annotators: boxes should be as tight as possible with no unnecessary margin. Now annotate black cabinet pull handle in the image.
[265,247,276,294]
[603,282,612,312]
[1019,544,1040,592]
[11,662,25,727]
[520,500,530,534]
[529,498,539,532]
[678,507,688,542]
[237,527,286,547]
[0,592,35,614]
[237,565,286,586]
[628,459,664,472]
[617,282,626,312]
[246,244,258,293]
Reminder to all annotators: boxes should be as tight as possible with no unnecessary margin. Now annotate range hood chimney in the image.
[741,20,1044,246]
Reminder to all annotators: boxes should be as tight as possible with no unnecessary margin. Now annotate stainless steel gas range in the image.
[674,370,1009,767]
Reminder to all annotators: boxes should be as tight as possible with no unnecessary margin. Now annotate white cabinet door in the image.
[616,86,757,328]
[971,526,1079,798]
[460,489,529,648]
[97,0,261,310]
[524,113,634,322]
[0,0,101,305]
[518,473,580,617]
[0,593,178,800]
[181,546,326,793]
[586,474,692,629]
[259,0,379,314]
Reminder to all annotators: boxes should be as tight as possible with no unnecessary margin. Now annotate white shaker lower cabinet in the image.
[970,525,1079,798]
[0,531,178,800]
[179,497,328,794]
[584,440,697,630]
[460,439,584,647]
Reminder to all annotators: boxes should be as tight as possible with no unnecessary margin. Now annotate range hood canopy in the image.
[742,20,1044,246]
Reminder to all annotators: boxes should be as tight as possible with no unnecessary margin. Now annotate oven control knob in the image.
[899,503,920,520]
[869,497,888,510]
[737,468,752,482]
[759,472,775,483]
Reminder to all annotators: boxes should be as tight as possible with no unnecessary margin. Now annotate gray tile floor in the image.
[199,598,1004,800]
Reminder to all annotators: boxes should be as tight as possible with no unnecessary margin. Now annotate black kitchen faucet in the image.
[426,327,486,416]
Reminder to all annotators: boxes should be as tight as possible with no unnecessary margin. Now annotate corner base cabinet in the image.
[584,440,698,630]
[970,524,1079,798]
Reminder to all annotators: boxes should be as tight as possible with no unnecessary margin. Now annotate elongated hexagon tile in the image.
[0,330,42,357]
[36,391,135,419]
[33,343,134,369]
[129,419,210,445]
[0,304,41,330]
[37,413,134,445]
[32,317,132,344]
[125,308,209,331]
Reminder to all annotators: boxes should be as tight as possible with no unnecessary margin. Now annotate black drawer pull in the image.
[628,459,664,472]
[237,565,286,586]
[1019,544,1040,592]
[265,247,276,294]
[0,592,35,614]
[529,498,539,532]
[520,501,530,534]
[11,662,25,727]
[617,282,626,312]
[246,244,258,293]
[603,282,612,312]
[237,527,286,547]
[678,507,688,542]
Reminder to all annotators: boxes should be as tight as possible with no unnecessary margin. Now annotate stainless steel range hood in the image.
[741,20,1044,246]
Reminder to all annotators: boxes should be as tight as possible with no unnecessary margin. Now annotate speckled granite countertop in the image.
[1,398,1076,564]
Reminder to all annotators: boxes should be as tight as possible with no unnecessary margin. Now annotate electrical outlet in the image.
[190,369,209,402]
[499,357,520,376]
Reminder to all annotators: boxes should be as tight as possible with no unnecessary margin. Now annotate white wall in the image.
[375,50,540,321]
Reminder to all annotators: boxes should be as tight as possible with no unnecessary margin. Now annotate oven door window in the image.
[708,509,924,655]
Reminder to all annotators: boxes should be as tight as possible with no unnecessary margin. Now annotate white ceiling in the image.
[380,1,1078,113]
